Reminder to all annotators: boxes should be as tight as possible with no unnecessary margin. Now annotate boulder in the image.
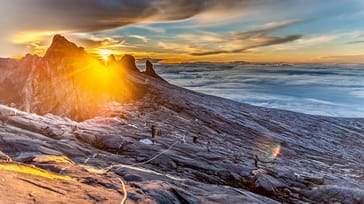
[254,173,286,195]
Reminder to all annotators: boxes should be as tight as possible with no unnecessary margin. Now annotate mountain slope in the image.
[0,36,363,203]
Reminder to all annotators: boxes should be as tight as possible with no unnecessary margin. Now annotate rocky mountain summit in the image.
[0,35,363,204]
[0,35,162,121]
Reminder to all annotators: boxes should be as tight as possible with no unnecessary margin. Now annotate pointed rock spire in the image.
[108,54,117,64]
[43,35,85,60]
[143,60,165,81]
[119,54,140,72]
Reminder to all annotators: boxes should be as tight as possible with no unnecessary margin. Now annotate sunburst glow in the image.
[0,163,75,181]
[99,49,112,61]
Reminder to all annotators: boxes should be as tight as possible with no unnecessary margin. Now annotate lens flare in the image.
[255,136,282,162]
[270,142,281,159]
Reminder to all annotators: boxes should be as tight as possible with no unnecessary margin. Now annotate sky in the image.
[1,0,364,63]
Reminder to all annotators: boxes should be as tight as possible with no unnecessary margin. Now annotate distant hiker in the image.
[176,165,181,173]
[0,151,11,162]
[207,141,211,152]
[254,155,259,168]
[151,125,156,139]
[193,136,197,144]
[150,125,155,144]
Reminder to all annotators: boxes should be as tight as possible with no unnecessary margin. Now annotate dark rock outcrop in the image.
[143,60,165,81]
[107,54,117,64]
[44,34,85,60]
[119,54,140,72]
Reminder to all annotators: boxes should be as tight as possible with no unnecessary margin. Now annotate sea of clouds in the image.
[152,62,364,118]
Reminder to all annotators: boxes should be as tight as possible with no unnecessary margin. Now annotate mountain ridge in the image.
[0,35,363,203]
[0,35,164,121]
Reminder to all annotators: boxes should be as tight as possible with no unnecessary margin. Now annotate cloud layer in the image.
[155,62,364,117]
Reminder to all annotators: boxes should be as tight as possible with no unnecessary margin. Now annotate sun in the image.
[99,49,112,61]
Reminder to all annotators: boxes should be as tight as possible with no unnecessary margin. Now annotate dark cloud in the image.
[192,34,302,56]
[346,40,364,44]
[188,19,305,56]
[0,0,260,55]
[136,58,164,64]
[66,35,124,48]
[3,0,256,32]
[150,0,254,21]
[231,20,305,40]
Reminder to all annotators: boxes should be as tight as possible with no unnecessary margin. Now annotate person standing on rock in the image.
[0,151,11,162]
[151,125,156,144]
[254,155,259,168]
[193,136,197,144]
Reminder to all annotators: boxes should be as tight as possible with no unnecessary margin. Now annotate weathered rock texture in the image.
[0,35,363,204]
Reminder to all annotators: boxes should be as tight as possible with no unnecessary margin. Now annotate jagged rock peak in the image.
[143,60,165,81]
[43,34,85,59]
[108,54,117,64]
[21,53,41,62]
[52,34,70,44]
[119,54,140,72]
